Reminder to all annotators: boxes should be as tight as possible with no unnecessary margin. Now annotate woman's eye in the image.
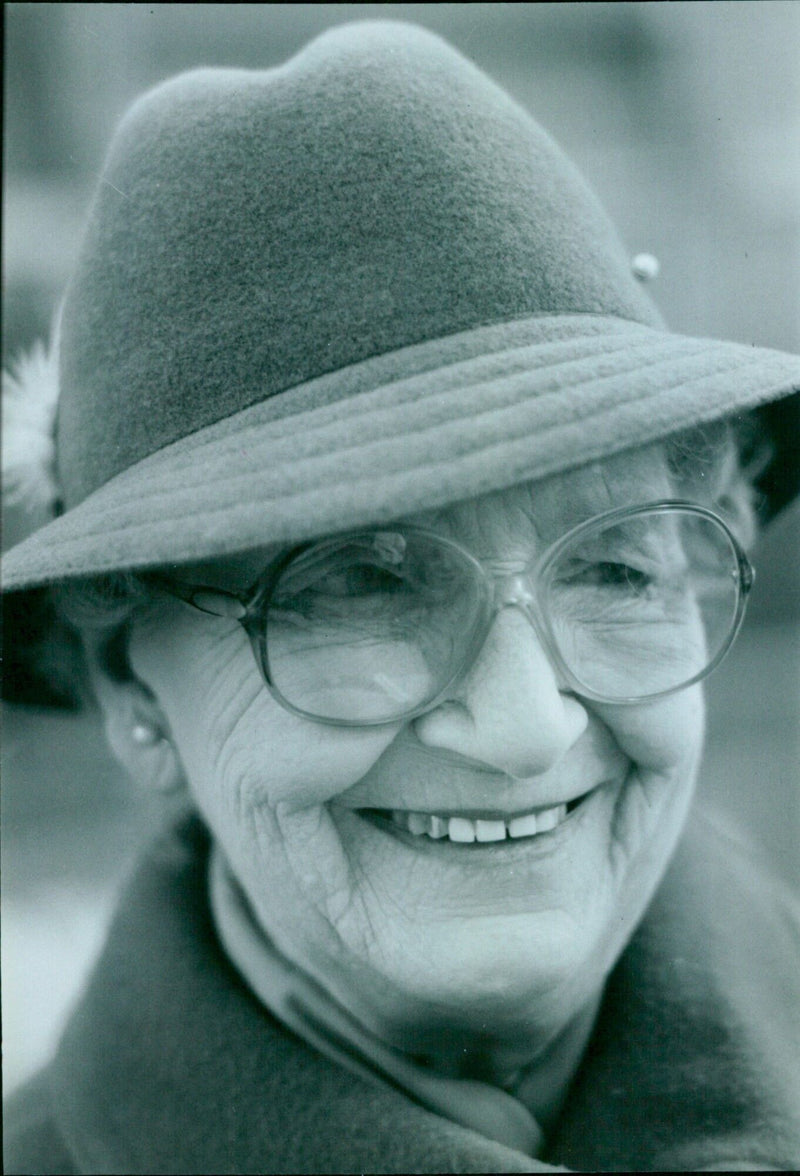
[307,561,406,598]
[561,561,653,593]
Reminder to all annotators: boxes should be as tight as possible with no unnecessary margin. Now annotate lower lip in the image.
[342,784,613,861]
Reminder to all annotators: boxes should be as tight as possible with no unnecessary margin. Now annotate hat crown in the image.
[58,20,661,507]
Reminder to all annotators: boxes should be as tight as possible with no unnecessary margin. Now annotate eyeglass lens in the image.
[541,509,741,701]
[258,508,743,722]
[262,531,487,722]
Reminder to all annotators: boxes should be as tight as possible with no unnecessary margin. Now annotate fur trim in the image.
[2,320,61,517]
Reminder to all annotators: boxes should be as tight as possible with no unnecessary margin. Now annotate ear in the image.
[83,629,186,795]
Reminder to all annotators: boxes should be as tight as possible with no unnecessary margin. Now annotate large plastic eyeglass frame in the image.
[153,500,754,727]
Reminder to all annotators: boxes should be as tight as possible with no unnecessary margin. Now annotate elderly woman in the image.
[3,21,799,1174]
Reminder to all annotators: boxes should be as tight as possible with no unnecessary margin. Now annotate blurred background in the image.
[3,2,799,1097]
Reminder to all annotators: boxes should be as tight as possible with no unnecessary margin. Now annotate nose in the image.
[412,605,588,778]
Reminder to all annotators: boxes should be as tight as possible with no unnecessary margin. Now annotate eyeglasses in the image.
[152,500,754,727]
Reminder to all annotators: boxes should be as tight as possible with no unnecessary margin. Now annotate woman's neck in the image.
[386,992,602,1128]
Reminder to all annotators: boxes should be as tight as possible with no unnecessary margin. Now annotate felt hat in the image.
[3,20,799,592]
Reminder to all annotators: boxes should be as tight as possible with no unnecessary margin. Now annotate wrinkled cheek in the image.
[590,691,705,925]
[132,612,258,765]
[261,803,378,966]
[608,758,701,936]
[590,686,705,778]
[186,735,366,958]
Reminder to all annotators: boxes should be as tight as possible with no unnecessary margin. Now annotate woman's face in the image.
[126,445,705,1056]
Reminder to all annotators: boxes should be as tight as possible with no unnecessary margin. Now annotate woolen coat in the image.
[4,810,800,1174]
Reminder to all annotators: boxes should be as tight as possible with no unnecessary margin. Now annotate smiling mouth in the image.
[359,794,590,845]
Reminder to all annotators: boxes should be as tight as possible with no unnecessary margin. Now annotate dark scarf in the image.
[9,810,800,1174]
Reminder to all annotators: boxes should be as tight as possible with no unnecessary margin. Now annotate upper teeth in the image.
[390,804,568,843]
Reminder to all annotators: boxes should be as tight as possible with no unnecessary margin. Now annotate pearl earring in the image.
[131,722,161,746]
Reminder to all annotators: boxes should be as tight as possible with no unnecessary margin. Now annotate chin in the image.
[356,905,616,1045]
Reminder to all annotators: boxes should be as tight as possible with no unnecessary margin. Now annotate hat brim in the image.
[3,314,799,591]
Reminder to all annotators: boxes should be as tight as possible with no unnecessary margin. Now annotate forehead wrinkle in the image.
[408,484,543,561]
[406,445,677,560]
[550,444,675,530]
